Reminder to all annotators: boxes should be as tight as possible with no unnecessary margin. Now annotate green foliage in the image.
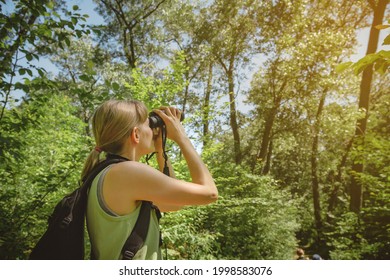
[209,160,300,259]
[161,208,219,260]
[207,195,299,260]
[0,0,90,117]
[357,86,390,259]
[337,22,390,76]
[326,212,376,260]
[161,144,300,260]
[0,92,88,259]
[337,50,390,75]
[324,74,389,260]
[124,51,187,109]
[326,208,389,260]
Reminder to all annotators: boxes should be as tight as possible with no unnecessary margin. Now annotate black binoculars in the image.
[149,111,185,129]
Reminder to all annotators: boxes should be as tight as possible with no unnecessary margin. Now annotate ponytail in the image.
[81,148,102,182]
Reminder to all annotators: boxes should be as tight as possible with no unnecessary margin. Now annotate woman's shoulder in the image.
[107,160,160,182]
[109,160,150,173]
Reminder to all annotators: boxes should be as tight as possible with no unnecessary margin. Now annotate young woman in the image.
[83,100,218,260]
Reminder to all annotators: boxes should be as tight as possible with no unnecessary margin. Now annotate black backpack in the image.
[29,154,160,260]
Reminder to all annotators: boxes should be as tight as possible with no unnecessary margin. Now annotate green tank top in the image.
[86,165,162,260]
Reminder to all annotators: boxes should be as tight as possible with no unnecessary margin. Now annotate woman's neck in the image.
[119,146,139,161]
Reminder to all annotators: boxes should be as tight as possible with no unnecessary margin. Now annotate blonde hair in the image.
[81,100,148,180]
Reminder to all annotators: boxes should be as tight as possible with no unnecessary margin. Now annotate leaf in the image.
[37,68,45,77]
[14,82,24,90]
[377,50,390,59]
[76,30,83,38]
[353,54,378,75]
[336,62,353,73]
[375,24,390,30]
[26,53,33,61]
[383,34,390,46]
[375,61,389,75]
[79,74,90,82]
[72,5,79,11]
[93,28,102,36]
[86,60,94,71]
[112,82,120,91]
[64,37,71,47]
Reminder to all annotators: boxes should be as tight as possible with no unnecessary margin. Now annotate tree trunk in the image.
[202,63,213,148]
[311,92,326,239]
[255,96,281,173]
[124,29,136,69]
[227,68,242,164]
[182,71,190,115]
[253,77,287,173]
[350,0,387,213]
[263,139,273,175]
[327,137,354,215]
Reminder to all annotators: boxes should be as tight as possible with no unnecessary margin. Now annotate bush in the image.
[0,93,88,259]
[161,148,301,259]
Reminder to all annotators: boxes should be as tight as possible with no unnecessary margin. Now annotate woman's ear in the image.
[131,127,140,144]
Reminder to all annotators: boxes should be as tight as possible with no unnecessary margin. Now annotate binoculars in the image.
[149,111,185,129]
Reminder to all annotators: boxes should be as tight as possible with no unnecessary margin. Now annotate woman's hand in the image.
[152,106,187,144]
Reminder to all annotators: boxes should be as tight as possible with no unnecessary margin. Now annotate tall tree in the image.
[249,0,307,173]
[159,0,212,122]
[202,62,214,148]
[248,0,372,252]
[95,0,167,69]
[198,0,264,164]
[310,89,328,243]
[249,56,292,174]
[350,0,388,213]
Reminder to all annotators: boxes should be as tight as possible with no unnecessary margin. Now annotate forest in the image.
[0,0,389,260]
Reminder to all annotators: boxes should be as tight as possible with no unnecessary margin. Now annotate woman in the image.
[83,100,218,260]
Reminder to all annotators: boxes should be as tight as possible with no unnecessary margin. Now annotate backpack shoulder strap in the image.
[121,201,152,260]
[81,154,129,191]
